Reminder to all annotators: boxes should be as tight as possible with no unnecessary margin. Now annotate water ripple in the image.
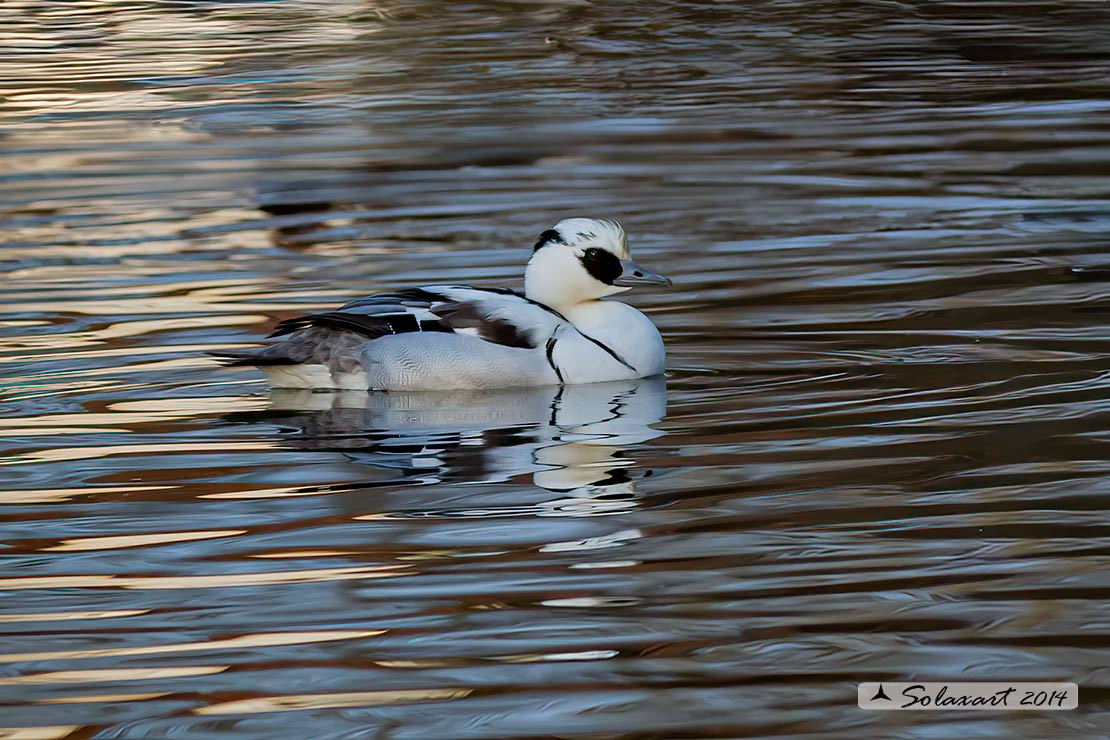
[2,1,1109,738]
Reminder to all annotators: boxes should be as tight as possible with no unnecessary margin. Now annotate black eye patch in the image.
[533,229,564,253]
[579,247,622,285]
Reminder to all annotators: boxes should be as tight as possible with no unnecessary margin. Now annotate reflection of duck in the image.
[252,376,666,505]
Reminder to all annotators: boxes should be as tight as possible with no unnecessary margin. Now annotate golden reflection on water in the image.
[4,0,1110,737]
[250,549,360,558]
[0,425,123,435]
[0,565,409,591]
[87,316,267,342]
[0,321,50,328]
[0,396,269,436]
[194,688,473,715]
[0,609,149,623]
[0,727,81,740]
[199,485,344,500]
[371,659,461,669]
[0,304,269,325]
[107,396,269,414]
[2,440,280,466]
[0,666,227,686]
[0,486,174,504]
[0,344,248,364]
[43,529,248,552]
[0,630,386,664]
[50,356,219,377]
[495,649,620,664]
[0,277,264,302]
[39,692,171,704]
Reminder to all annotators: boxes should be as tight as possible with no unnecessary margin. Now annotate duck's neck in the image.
[523,281,596,315]
[558,299,610,323]
[530,293,616,324]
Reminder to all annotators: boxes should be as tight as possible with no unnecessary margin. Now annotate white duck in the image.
[215,218,671,390]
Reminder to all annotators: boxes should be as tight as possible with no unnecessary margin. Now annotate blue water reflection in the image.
[251,378,667,507]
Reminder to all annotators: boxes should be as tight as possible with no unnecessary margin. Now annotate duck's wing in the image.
[212,286,566,368]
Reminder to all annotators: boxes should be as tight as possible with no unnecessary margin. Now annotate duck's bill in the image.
[613,259,673,287]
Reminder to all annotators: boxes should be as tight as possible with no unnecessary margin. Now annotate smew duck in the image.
[214,218,671,390]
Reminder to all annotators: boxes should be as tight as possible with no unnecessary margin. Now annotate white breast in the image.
[554,301,666,383]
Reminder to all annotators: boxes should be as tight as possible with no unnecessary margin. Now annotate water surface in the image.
[2,1,1110,738]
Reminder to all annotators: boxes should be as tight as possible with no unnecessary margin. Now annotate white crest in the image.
[548,218,629,258]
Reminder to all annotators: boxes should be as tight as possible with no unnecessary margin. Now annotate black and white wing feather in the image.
[211,286,565,369]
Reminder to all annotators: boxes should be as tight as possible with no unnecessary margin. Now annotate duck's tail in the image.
[207,347,300,367]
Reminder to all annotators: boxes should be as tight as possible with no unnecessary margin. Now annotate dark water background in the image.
[3,1,1110,738]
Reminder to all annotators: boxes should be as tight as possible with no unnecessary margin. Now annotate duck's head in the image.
[524,218,671,310]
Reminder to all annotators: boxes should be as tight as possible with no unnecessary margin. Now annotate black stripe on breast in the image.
[545,336,564,383]
[578,331,637,373]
